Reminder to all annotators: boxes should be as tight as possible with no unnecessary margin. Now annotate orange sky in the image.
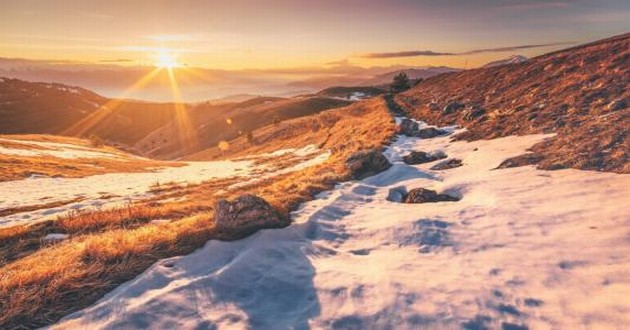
[1,0,628,70]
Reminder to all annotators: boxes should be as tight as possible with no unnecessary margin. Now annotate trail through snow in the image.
[53,122,630,329]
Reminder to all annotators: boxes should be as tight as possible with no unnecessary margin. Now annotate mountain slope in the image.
[0,78,354,159]
[396,33,629,173]
[0,78,107,134]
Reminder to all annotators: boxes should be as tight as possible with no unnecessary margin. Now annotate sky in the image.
[1,0,629,70]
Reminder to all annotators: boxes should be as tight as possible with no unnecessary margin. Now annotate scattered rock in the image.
[496,154,543,169]
[399,119,420,136]
[462,105,486,121]
[606,98,626,111]
[442,101,465,114]
[346,149,392,180]
[430,159,463,170]
[403,188,460,203]
[214,194,287,237]
[402,150,447,165]
[417,127,449,138]
[386,186,408,202]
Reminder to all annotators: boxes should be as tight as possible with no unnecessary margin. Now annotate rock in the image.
[607,98,626,111]
[442,101,464,114]
[386,186,408,202]
[462,105,486,121]
[346,149,392,180]
[417,127,448,138]
[403,188,460,203]
[402,151,447,165]
[399,119,419,136]
[214,194,287,237]
[430,158,463,170]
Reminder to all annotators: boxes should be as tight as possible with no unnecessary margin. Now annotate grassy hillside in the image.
[135,96,352,159]
[397,33,629,173]
[0,97,396,328]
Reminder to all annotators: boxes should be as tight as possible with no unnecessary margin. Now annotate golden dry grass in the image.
[0,134,180,182]
[0,97,396,328]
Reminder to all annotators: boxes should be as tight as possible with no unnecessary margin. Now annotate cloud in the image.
[460,42,573,55]
[98,59,134,63]
[325,59,352,66]
[361,42,572,59]
[362,50,454,58]
[496,1,570,11]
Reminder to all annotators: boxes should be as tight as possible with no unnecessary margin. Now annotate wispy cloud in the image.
[361,42,572,59]
[98,59,134,63]
[460,42,573,55]
[495,1,570,11]
[362,50,454,58]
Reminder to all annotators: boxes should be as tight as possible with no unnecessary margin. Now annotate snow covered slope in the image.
[53,122,630,329]
[0,144,329,228]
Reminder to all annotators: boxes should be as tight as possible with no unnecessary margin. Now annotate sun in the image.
[155,49,180,69]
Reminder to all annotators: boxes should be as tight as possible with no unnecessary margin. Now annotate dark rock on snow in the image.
[214,194,287,237]
[386,186,408,202]
[399,119,420,136]
[430,158,463,170]
[403,188,460,203]
[417,127,448,138]
[346,149,392,180]
[402,150,447,165]
[399,119,449,138]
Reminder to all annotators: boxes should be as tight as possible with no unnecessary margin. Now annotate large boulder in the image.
[403,188,460,203]
[346,149,392,180]
[214,194,287,237]
[403,151,447,165]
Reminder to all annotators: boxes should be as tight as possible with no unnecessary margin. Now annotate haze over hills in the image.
[0,57,460,102]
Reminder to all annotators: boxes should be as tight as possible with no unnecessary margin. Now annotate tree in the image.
[391,72,410,93]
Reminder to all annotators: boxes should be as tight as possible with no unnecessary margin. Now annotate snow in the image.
[52,121,630,329]
[43,233,69,242]
[0,145,330,228]
[0,137,134,160]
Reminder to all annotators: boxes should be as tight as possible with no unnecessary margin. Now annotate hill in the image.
[360,66,460,86]
[396,33,629,173]
[0,79,354,159]
[0,78,107,134]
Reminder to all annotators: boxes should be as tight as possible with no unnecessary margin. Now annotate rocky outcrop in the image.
[402,151,447,165]
[430,159,463,170]
[346,149,392,180]
[214,194,287,237]
[403,188,460,203]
